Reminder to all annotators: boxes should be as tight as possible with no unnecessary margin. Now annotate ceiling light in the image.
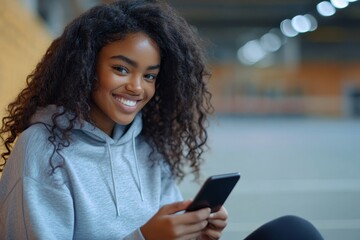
[237,40,266,64]
[330,0,349,8]
[304,14,318,31]
[317,1,336,16]
[280,19,299,37]
[260,32,282,52]
[291,15,311,33]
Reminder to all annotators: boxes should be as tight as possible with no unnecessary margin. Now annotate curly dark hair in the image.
[0,0,213,180]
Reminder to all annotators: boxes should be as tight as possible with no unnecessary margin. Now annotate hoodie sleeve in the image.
[123,229,146,240]
[0,125,75,240]
[1,177,74,240]
[160,161,183,206]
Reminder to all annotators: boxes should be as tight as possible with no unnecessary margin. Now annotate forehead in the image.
[98,32,161,64]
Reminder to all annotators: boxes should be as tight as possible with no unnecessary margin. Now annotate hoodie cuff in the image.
[136,228,146,240]
[124,228,146,240]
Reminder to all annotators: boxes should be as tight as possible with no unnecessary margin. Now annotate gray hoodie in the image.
[0,105,183,239]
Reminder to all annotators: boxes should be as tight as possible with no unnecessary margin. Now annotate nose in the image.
[125,74,143,94]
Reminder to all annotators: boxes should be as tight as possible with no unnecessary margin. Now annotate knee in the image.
[275,215,313,226]
[269,215,324,240]
[245,215,324,240]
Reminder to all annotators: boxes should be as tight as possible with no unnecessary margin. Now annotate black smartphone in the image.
[186,172,240,213]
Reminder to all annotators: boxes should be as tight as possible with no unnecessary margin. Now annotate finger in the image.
[182,208,211,224]
[178,231,203,240]
[209,206,228,220]
[159,200,192,215]
[167,207,210,228]
[207,219,228,230]
[202,227,223,239]
[168,216,208,238]
[181,219,209,235]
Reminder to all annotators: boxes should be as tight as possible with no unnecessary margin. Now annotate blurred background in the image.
[1,0,359,239]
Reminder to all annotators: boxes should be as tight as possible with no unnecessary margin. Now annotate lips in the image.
[112,94,138,107]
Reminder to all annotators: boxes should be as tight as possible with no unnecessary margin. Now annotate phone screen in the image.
[186,172,240,213]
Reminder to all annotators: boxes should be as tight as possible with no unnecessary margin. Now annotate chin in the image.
[115,117,136,126]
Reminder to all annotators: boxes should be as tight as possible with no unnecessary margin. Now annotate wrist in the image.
[137,227,147,240]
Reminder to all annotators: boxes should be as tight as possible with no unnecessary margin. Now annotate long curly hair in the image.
[0,0,213,180]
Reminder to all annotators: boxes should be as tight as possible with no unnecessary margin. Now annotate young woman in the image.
[0,1,224,239]
[0,1,324,239]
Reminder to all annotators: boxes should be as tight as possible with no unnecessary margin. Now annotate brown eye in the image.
[113,66,128,74]
[144,74,157,82]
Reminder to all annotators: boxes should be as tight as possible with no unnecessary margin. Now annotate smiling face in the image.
[90,32,161,135]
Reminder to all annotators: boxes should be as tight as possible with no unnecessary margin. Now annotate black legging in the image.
[244,215,324,240]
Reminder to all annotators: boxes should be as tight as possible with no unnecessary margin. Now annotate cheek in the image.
[93,76,116,97]
[91,78,110,103]
[148,84,156,99]
[91,89,102,106]
[142,80,156,98]
[96,65,115,89]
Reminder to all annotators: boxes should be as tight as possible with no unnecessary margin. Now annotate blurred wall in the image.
[0,0,51,118]
[1,0,360,120]
[209,61,360,117]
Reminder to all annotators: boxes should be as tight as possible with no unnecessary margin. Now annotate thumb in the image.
[159,200,192,215]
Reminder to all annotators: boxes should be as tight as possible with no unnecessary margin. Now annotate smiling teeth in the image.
[119,98,136,107]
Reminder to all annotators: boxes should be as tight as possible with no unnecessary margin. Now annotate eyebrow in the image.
[110,55,160,70]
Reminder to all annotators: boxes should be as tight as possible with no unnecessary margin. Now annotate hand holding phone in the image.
[186,172,240,213]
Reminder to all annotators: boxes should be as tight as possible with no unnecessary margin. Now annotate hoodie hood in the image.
[30,104,142,144]
[30,104,144,215]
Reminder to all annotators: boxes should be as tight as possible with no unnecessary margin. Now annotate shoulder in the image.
[10,123,55,178]
[24,122,53,136]
[18,123,52,146]
[12,123,52,156]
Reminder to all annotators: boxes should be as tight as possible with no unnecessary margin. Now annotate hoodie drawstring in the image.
[132,132,144,201]
[105,133,144,217]
[106,141,120,216]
